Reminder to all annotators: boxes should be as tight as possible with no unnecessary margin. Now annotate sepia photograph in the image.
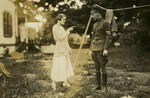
[0,0,150,98]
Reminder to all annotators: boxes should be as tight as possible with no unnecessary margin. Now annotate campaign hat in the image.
[90,5,101,14]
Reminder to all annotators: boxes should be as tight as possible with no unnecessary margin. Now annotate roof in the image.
[28,17,40,22]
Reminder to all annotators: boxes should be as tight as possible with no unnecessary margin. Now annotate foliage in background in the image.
[15,0,150,48]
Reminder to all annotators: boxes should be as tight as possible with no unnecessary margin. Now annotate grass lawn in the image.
[0,46,150,98]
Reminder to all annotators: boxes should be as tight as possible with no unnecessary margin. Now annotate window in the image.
[3,11,13,37]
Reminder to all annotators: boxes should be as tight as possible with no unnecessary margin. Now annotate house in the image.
[0,0,44,55]
[0,0,18,54]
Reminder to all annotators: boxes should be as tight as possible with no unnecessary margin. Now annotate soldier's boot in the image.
[95,71,101,90]
[102,73,107,92]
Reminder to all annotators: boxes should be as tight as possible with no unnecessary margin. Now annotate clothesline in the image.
[94,4,150,11]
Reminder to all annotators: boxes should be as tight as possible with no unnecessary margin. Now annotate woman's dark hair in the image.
[56,13,66,21]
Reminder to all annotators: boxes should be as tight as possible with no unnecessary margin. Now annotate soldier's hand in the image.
[103,50,108,56]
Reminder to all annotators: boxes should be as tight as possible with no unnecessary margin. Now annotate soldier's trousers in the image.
[92,51,108,87]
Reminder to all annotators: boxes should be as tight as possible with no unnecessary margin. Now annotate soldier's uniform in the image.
[90,12,111,89]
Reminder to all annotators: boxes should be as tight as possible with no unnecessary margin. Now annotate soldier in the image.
[89,6,112,91]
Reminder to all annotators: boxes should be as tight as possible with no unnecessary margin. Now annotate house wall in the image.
[0,0,17,54]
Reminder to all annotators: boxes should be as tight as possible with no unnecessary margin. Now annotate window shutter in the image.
[3,11,13,37]
[3,12,7,37]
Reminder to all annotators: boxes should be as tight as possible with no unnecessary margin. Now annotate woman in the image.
[51,13,74,90]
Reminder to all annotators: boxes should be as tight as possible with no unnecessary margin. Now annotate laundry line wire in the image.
[94,4,150,11]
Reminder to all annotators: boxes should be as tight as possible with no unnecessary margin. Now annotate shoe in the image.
[100,88,107,93]
[52,81,56,90]
[63,82,70,87]
[95,86,101,90]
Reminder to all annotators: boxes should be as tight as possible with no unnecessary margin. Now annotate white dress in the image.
[51,24,74,82]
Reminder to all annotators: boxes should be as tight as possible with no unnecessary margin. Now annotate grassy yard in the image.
[0,46,150,98]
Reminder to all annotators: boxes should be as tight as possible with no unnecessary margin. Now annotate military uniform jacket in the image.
[90,19,111,51]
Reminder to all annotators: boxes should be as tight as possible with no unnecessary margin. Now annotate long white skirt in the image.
[51,55,74,82]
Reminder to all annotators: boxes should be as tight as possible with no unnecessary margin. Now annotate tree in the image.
[30,0,150,48]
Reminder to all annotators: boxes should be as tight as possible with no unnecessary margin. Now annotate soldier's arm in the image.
[104,22,112,50]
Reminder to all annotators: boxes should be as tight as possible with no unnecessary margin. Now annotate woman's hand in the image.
[68,26,75,32]
[89,50,92,57]
[69,47,72,54]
